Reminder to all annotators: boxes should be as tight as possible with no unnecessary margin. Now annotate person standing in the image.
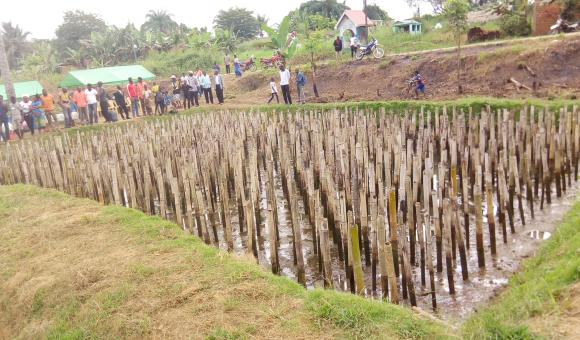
[186,71,200,108]
[212,62,221,74]
[9,96,23,139]
[85,83,99,125]
[72,87,88,124]
[0,95,9,142]
[295,68,306,104]
[97,82,110,122]
[170,75,182,109]
[214,70,225,104]
[201,71,214,104]
[136,77,146,116]
[224,53,231,74]
[333,36,343,61]
[19,95,35,135]
[58,87,74,128]
[126,78,139,118]
[234,54,242,78]
[113,86,130,120]
[349,35,360,59]
[41,89,57,129]
[31,94,47,133]
[151,81,160,114]
[143,84,153,115]
[279,65,292,105]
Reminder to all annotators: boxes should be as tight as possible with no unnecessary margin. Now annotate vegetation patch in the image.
[463,201,580,339]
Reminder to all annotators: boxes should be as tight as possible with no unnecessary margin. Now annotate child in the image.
[413,70,426,98]
[268,77,279,104]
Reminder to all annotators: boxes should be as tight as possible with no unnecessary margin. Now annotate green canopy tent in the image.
[0,81,44,99]
[59,65,156,88]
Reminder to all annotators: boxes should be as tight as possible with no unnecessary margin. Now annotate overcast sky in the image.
[3,0,433,40]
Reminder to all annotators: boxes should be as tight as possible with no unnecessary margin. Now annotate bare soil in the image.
[225,35,580,105]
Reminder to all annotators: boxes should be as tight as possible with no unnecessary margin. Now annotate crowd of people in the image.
[0,67,228,142]
[0,51,425,142]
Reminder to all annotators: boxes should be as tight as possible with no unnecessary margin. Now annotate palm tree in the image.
[141,10,178,35]
[0,30,15,100]
[1,22,31,69]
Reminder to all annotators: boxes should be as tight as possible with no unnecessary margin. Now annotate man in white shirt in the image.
[214,70,225,104]
[84,83,99,125]
[349,36,360,59]
[279,65,292,105]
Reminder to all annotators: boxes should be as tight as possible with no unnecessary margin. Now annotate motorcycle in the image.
[241,57,257,72]
[550,18,578,34]
[260,51,285,69]
[355,38,385,60]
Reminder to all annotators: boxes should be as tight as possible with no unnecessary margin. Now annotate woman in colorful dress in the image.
[31,94,47,134]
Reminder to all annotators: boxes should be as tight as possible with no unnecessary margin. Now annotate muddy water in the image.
[136,166,579,322]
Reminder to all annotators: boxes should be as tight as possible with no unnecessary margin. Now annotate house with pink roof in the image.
[335,10,375,42]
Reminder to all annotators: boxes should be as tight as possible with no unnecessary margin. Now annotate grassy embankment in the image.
[463,200,580,339]
[186,97,578,116]
[0,184,451,339]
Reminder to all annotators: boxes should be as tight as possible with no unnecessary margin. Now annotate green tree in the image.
[212,29,239,53]
[213,8,259,40]
[141,10,178,34]
[21,41,59,77]
[299,0,350,20]
[364,4,389,21]
[303,30,325,97]
[444,0,470,94]
[1,22,31,69]
[55,11,107,58]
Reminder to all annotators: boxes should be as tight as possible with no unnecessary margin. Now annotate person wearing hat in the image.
[169,75,182,110]
[19,95,35,135]
[58,87,74,128]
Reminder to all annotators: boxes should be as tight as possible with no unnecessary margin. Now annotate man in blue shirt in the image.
[296,69,307,104]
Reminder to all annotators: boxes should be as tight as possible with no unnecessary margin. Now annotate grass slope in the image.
[0,185,450,339]
[463,201,580,339]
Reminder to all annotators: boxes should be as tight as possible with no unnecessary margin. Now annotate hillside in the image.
[0,185,450,339]
[225,34,580,105]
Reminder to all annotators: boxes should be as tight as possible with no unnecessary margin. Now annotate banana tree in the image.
[261,15,298,59]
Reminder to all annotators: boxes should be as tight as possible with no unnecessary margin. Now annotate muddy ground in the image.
[226,35,580,105]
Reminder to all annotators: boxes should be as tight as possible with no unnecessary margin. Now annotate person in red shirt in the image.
[126,77,139,118]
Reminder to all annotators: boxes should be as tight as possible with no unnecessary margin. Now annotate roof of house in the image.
[335,10,375,29]
[0,81,44,99]
[393,19,422,27]
[59,65,155,88]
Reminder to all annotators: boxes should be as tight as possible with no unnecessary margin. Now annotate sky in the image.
[2,0,433,40]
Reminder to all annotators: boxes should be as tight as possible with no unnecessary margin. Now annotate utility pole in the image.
[0,29,16,99]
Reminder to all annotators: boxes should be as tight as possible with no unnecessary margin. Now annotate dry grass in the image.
[0,185,450,339]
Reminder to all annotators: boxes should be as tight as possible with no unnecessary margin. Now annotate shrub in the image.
[500,14,531,36]
[142,48,220,76]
